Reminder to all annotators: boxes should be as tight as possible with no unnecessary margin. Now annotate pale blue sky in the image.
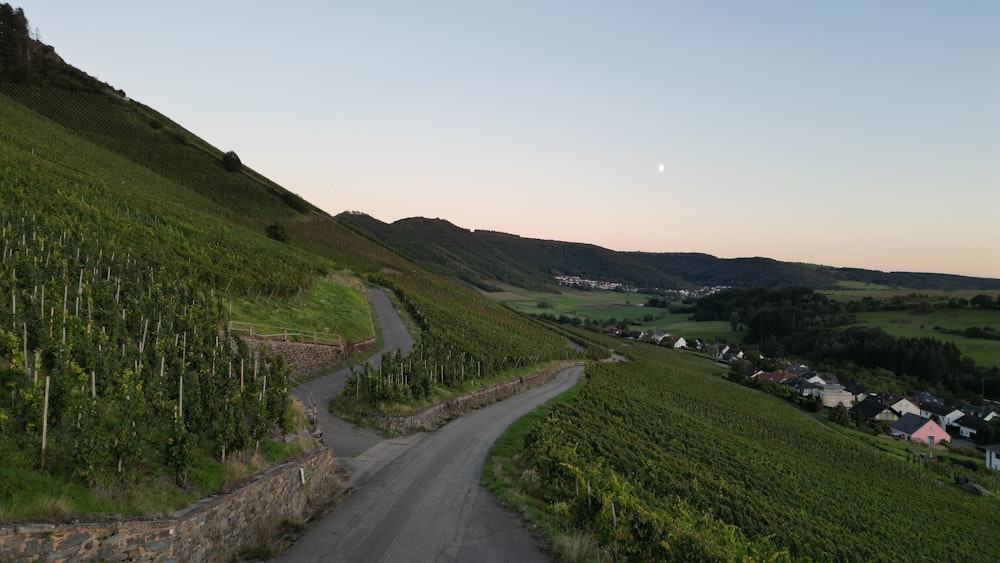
[14,1,1000,278]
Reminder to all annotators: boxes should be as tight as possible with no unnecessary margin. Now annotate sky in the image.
[13,1,1000,278]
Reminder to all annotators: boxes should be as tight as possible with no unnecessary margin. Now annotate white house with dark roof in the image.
[919,402,964,428]
[961,405,997,422]
[985,445,1000,471]
[954,415,992,440]
[888,397,921,418]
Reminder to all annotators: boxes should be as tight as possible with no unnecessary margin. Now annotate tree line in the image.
[694,287,1000,401]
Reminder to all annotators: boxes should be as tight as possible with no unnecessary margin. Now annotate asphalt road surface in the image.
[281,289,583,562]
[291,288,413,458]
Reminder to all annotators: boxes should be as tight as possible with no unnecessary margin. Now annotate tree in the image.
[831,403,850,426]
[971,294,997,310]
[265,222,288,243]
[222,150,242,172]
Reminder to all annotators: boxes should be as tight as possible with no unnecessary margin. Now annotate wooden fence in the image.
[228,321,345,347]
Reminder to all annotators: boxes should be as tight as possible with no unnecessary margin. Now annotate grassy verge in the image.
[480,383,605,562]
[330,361,567,420]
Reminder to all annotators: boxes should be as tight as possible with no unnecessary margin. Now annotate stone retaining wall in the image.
[363,361,584,433]
[252,336,376,378]
[0,447,344,563]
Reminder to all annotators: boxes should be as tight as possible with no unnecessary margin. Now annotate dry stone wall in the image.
[0,447,344,563]
[252,336,375,378]
[363,361,585,433]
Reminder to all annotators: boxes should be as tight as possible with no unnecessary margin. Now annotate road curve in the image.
[278,365,581,563]
[291,288,413,458]
[282,288,582,562]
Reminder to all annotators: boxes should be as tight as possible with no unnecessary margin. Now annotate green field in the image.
[824,283,996,303]
[487,287,659,320]
[854,309,1000,369]
[486,287,745,342]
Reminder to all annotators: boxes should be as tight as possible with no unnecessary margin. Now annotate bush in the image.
[265,222,289,243]
[222,150,242,172]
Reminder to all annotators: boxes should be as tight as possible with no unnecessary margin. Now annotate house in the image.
[757,370,795,384]
[890,413,950,445]
[961,405,998,422]
[850,396,900,423]
[673,337,687,349]
[887,397,921,418]
[785,364,814,378]
[790,378,823,397]
[916,391,941,405]
[721,350,744,362]
[984,445,1000,471]
[920,402,964,428]
[818,384,855,408]
[953,415,992,440]
[845,383,872,400]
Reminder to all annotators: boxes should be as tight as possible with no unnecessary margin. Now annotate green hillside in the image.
[490,343,1000,561]
[0,10,577,520]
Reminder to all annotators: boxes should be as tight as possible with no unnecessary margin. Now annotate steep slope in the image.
[1,11,576,518]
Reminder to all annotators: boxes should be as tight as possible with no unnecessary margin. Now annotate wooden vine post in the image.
[40,375,50,471]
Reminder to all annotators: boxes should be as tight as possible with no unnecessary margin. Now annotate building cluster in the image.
[749,363,1000,471]
[554,276,635,292]
[553,276,728,298]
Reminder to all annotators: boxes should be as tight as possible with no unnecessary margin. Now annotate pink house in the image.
[890,413,950,445]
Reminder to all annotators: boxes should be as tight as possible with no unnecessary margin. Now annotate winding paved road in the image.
[282,289,581,562]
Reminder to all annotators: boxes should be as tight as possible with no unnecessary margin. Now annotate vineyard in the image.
[1,80,588,515]
[503,343,1000,561]
[332,250,586,408]
[0,93,339,516]
[0,83,312,218]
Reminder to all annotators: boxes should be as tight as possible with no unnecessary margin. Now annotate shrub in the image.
[222,150,242,172]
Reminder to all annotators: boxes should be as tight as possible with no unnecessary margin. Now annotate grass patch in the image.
[228,276,374,342]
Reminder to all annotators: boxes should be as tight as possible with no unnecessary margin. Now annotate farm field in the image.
[823,282,995,303]
[486,286,659,320]
[486,286,744,342]
[853,309,1000,369]
[489,342,1000,561]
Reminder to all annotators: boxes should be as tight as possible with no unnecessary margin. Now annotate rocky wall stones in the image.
[363,361,584,433]
[250,336,376,378]
[0,447,344,563]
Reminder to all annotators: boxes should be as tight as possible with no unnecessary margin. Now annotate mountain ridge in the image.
[337,212,1000,292]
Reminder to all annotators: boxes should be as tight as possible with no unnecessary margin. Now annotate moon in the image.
[658,163,664,173]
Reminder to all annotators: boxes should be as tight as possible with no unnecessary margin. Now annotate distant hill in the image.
[337,213,1000,292]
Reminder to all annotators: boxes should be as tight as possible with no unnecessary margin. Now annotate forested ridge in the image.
[694,287,1000,400]
[338,213,1000,293]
